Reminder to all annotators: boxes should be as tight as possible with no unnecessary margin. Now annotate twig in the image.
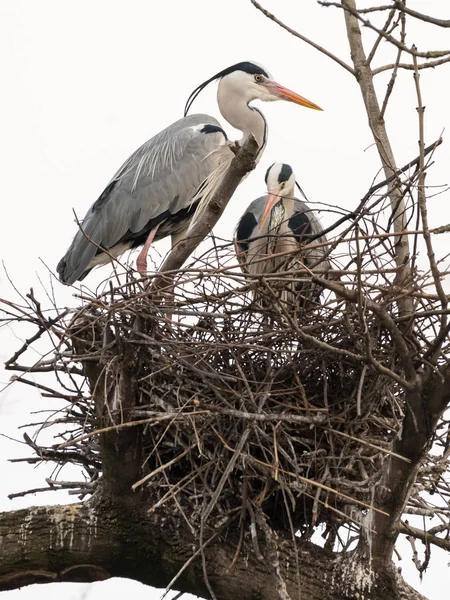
[321,1,450,58]
[373,56,450,75]
[250,0,355,75]
[393,2,450,28]
[380,8,405,118]
[412,48,448,363]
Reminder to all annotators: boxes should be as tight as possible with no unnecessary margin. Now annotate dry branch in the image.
[250,0,355,75]
[150,135,258,292]
[322,1,450,58]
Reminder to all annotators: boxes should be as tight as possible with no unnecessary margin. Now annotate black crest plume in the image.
[184,61,269,117]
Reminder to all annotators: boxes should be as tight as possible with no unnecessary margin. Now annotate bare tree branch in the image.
[321,1,450,57]
[398,522,450,552]
[342,0,414,318]
[373,55,450,75]
[150,136,258,292]
[371,364,450,562]
[366,5,396,66]
[393,2,450,28]
[380,8,405,118]
[412,50,448,362]
[250,0,355,75]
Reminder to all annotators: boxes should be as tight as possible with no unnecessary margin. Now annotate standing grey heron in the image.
[57,62,322,285]
[234,162,330,309]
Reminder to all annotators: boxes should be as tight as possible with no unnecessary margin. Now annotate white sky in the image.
[1,1,449,599]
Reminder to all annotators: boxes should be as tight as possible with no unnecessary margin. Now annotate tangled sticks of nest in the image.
[45,238,411,540]
[6,217,450,556]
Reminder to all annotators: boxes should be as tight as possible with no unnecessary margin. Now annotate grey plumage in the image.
[235,162,330,309]
[57,115,227,283]
[57,62,322,285]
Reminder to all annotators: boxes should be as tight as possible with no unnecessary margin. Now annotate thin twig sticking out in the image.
[320,1,450,58]
[341,0,414,321]
[250,0,355,75]
[392,2,450,28]
[412,48,448,365]
[380,8,405,118]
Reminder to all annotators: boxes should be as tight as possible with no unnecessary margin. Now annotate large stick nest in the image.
[4,216,450,552]
[43,239,411,533]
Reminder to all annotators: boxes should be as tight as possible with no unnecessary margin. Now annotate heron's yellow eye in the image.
[254,75,262,83]
[280,182,286,189]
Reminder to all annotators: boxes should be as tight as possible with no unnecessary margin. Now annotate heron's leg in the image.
[136,223,162,275]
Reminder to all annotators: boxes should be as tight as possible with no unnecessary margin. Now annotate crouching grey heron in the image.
[57,62,322,285]
[234,162,330,309]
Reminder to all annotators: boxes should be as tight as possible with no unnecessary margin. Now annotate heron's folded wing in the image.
[58,114,227,283]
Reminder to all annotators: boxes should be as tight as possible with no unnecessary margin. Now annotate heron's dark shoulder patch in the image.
[92,180,117,212]
[289,211,312,243]
[200,124,227,138]
[236,211,258,252]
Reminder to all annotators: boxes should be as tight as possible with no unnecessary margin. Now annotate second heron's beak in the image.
[265,81,323,111]
[260,193,281,227]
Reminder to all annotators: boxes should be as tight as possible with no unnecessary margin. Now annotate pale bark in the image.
[342,0,414,318]
[0,501,428,600]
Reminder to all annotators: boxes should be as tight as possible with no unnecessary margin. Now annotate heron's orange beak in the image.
[265,81,323,111]
[260,193,281,227]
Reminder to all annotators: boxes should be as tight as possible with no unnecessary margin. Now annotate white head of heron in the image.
[184,61,322,115]
[185,62,322,148]
[260,163,296,227]
[217,65,323,109]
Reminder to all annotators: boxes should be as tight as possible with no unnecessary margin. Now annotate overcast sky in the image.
[1,1,449,599]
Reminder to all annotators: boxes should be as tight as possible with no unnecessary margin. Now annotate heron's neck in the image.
[218,93,267,155]
[269,195,295,235]
[284,194,295,220]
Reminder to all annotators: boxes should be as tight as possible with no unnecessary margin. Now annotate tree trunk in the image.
[0,499,428,600]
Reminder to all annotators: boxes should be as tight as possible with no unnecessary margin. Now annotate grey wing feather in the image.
[58,114,226,284]
[236,196,328,258]
[235,195,331,283]
[290,198,330,275]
